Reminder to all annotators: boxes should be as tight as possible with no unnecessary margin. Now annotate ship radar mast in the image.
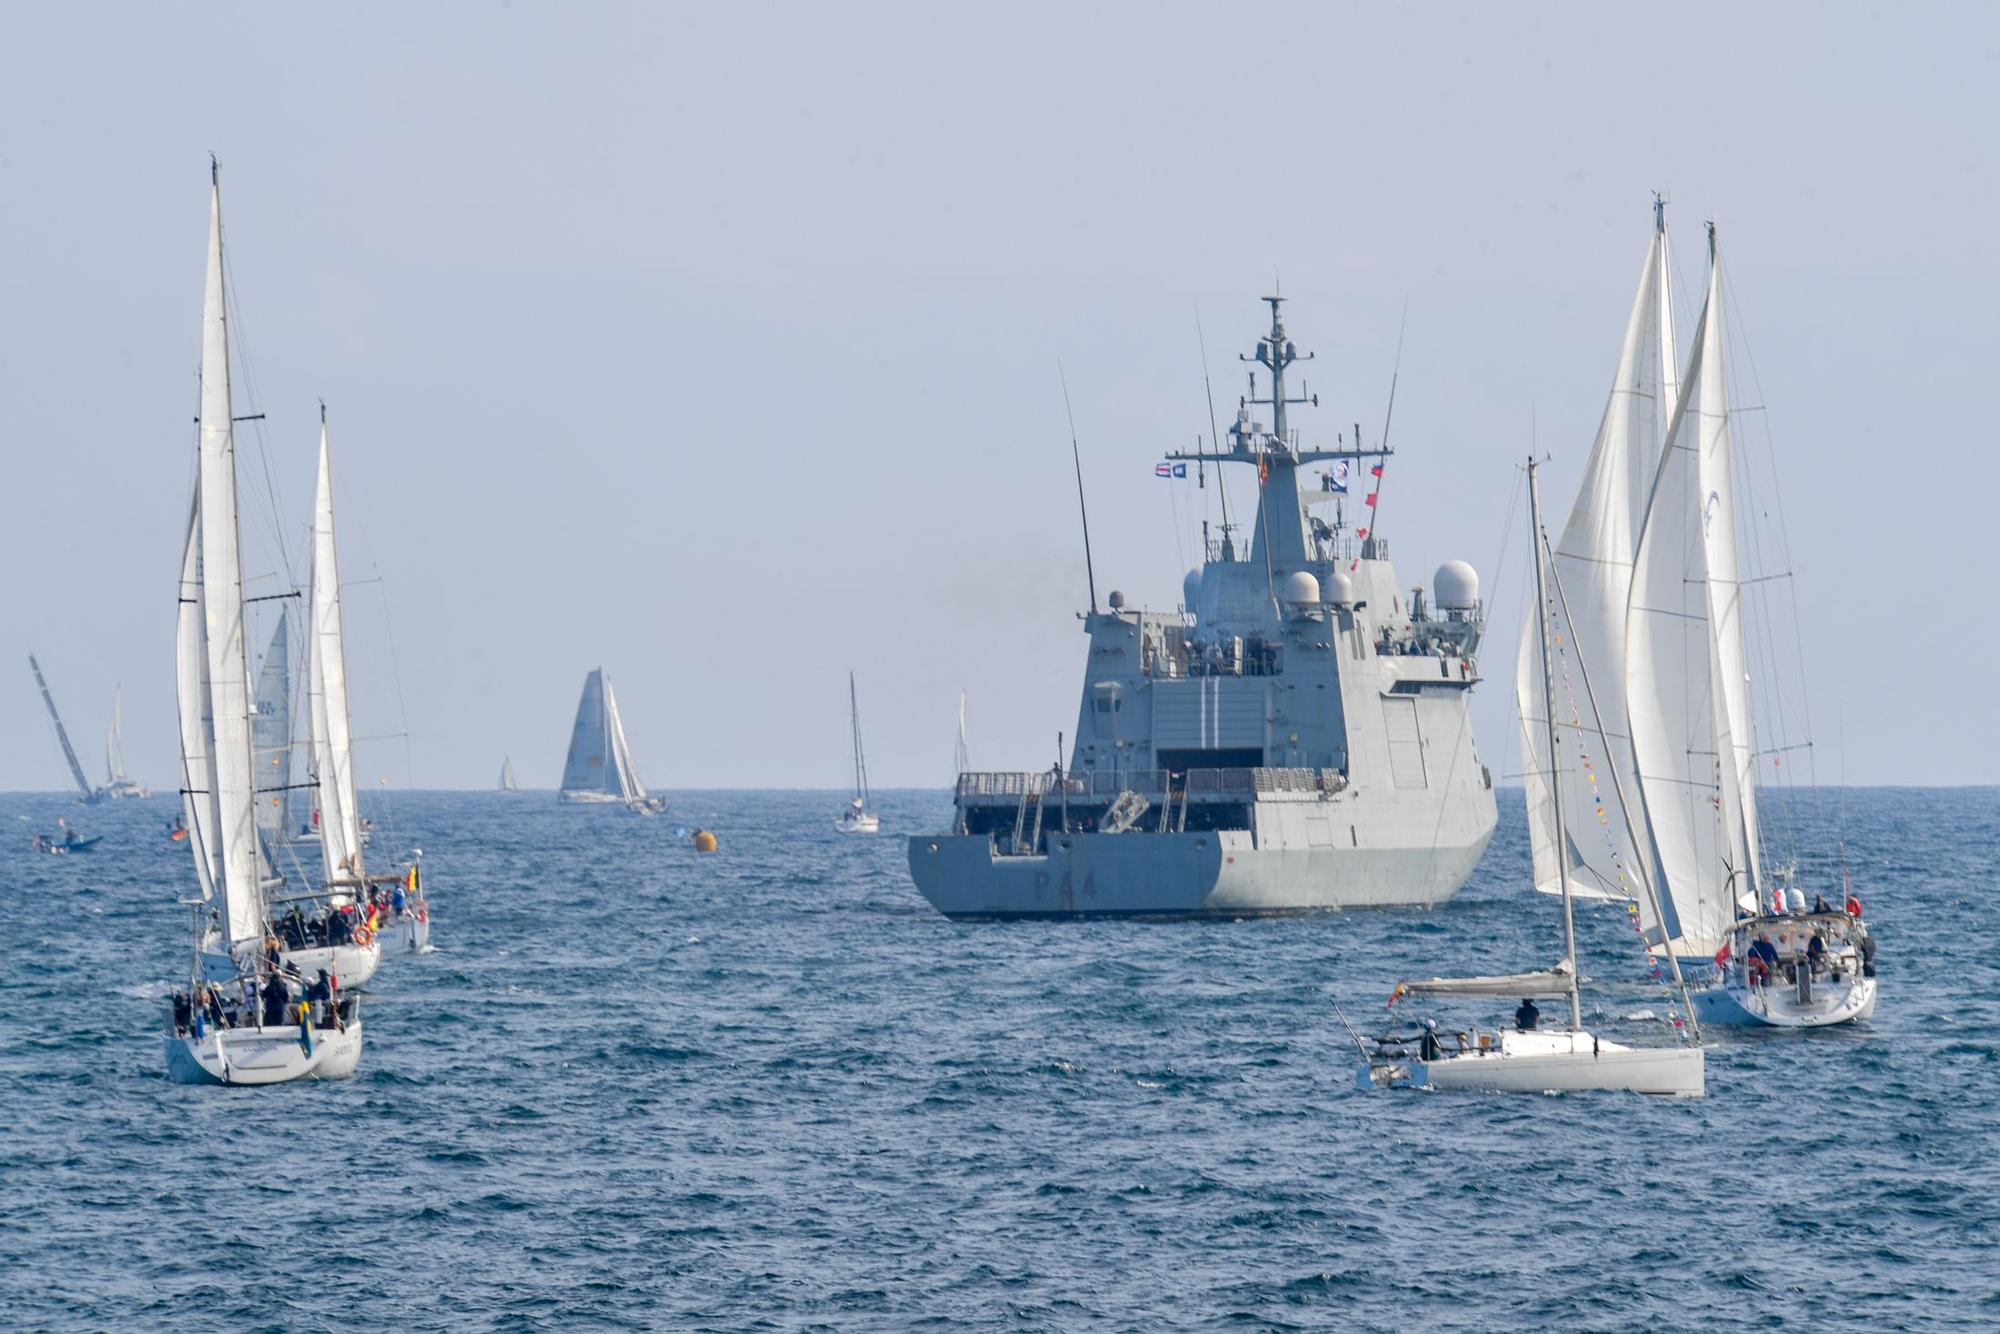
[1242,290,1316,451]
[1166,293,1394,569]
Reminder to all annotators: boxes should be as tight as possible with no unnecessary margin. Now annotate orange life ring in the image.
[354,924,374,947]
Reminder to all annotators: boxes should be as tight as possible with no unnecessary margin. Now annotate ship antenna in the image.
[1194,303,1231,544]
[1058,361,1099,616]
[1368,298,1410,545]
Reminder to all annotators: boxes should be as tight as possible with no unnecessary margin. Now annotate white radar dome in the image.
[1324,570,1356,606]
[1434,560,1479,610]
[1182,569,1202,610]
[1281,571,1320,612]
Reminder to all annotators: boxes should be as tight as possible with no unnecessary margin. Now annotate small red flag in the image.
[1365,491,1378,507]
[1258,454,1269,485]
[1356,526,1369,540]
[1370,463,1384,477]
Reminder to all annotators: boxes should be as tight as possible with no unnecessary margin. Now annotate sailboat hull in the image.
[165,1019,364,1085]
[1693,976,1876,1028]
[391,909,432,954]
[837,813,880,834]
[1364,1030,1705,1097]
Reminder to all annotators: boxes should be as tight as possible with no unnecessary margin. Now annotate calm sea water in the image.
[2,786,1995,1330]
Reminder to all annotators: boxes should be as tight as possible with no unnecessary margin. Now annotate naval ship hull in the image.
[909,804,1494,920]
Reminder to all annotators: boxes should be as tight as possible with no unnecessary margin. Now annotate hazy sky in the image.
[5,2,1996,791]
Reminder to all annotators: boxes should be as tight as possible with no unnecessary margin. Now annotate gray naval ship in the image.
[909,295,1498,918]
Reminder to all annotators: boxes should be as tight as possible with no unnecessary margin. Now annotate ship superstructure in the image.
[909,295,1497,918]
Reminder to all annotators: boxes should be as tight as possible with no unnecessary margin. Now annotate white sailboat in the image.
[559,668,667,813]
[836,671,879,833]
[1625,228,1876,1027]
[269,405,395,983]
[499,755,520,793]
[102,689,150,799]
[167,164,361,1085]
[1355,456,1704,1097]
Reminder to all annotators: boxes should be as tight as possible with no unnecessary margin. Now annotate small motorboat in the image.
[34,825,101,854]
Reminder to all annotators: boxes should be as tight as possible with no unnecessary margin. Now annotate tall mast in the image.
[1543,536,1700,1039]
[849,671,869,803]
[196,158,263,952]
[1527,458,1583,1030]
[28,656,94,798]
[1654,193,1679,424]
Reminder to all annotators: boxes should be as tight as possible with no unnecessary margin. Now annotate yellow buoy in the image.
[693,829,717,853]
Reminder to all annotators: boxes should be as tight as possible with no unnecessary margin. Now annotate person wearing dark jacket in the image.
[1515,998,1540,1031]
[261,972,289,1027]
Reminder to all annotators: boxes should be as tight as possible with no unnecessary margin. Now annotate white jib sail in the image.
[176,493,223,902]
[107,688,126,784]
[604,676,647,801]
[1690,242,1763,914]
[1625,263,1735,957]
[196,176,264,953]
[307,412,365,884]
[1518,217,1676,905]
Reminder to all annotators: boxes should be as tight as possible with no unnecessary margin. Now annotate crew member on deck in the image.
[1515,998,1540,1031]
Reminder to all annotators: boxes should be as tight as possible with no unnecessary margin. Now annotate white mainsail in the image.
[1625,236,1757,956]
[191,173,263,954]
[499,755,519,792]
[1692,242,1764,913]
[176,494,222,902]
[1517,210,1677,908]
[252,617,292,838]
[306,410,365,884]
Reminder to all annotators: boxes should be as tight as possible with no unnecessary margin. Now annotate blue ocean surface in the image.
[1,786,1995,1330]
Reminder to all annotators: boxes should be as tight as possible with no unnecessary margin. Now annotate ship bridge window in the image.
[1093,682,1124,714]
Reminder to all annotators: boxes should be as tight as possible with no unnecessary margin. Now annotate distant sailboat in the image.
[103,688,150,799]
[273,404,402,979]
[559,668,667,813]
[28,655,100,803]
[836,672,879,834]
[499,755,520,793]
[166,163,361,1085]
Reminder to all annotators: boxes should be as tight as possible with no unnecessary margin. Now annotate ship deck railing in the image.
[954,767,1345,805]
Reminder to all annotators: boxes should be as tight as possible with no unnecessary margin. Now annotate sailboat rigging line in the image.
[1526,457,1584,1032]
[1371,297,1409,537]
[1058,361,1098,616]
[1194,303,1231,545]
[219,243,301,602]
[1719,266,1828,853]
[244,591,300,604]
[1539,515,1700,1041]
